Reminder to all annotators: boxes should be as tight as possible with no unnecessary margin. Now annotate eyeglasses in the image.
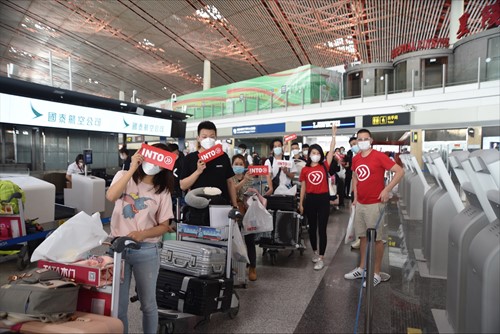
[357,138,371,142]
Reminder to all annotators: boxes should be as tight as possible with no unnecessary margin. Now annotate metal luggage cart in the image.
[257,210,306,265]
[153,207,242,334]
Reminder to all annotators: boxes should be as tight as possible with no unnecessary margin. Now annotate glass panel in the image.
[347,71,362,98]
[15,126,32,165]
[486,36,500,81]
[394,61,407,92]
[375,69,394,95]
[422,57,448,89]
[44,128,68,171]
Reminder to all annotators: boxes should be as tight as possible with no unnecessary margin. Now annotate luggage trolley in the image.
[258,195,306,265]
[155,207,241,334]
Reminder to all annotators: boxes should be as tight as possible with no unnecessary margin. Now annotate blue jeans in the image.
[118,242,160,334]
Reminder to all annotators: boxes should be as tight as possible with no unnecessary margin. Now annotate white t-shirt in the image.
[66,162,83,176]
[264,156,298,186]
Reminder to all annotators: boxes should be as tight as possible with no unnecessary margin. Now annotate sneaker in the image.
[363,273,382,288]
[313,260,324,270]
[248,267,257,281]
[312,253,320,263]
[344,267,365,279]
[351,239,360,249]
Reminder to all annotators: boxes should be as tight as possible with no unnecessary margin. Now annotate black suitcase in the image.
[156,269,233,316]
[264,195,296,211]
[274,210,301,246]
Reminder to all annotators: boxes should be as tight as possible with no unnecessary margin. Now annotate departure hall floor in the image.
[0,196,444,333]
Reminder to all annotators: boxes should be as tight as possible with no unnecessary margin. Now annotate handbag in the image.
[0,268,79,318]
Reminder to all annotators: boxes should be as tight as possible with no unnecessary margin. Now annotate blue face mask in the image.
[233,166,246,174]
[351,146,360,154]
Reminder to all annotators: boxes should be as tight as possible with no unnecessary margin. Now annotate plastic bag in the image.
[345,206,356,244]
[274,184,297,196]
[31,211,108,263]
[242,196,273,235]
[328,176,337,196]
[231,223,249,264]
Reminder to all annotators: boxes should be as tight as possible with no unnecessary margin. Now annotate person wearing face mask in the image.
[264,139,298,192]
[231,154,272,281]
[119,146,131,171]
[300,143,309,162]
[180,121,238,219]
[344,137,358,200]
[106,143,175,334]
[65,154,85,187]
[344,129,404,287]
[299,124,337,271]
[236,143,254,166]
[291,142,306,183]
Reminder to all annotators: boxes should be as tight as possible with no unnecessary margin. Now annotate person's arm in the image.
[352,172,358,207]
[126,220,173,241]
[299,180,306,215]
[264,173,273,196]
[379,163,405,202]
[326,124,337,166]
[227,177,238,207]
[106,153,142,202]
[235,173,253,192]
[180,159,206,191]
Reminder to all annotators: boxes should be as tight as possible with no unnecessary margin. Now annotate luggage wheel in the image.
[229,291,240,319]
[16,245,30,270]
[158,319,175,334]
[269,252,277,265]
[299,248,305,256]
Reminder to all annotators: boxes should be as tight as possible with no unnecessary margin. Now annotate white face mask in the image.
[119,153,127,160]
[142,161,161,175]
[78,163,84,168]
[200,137,216,149]
[291,149,300,156]
[303,149,308,155]
[358,141,371,151]
[310,154,321,163]
[273,147,283,155]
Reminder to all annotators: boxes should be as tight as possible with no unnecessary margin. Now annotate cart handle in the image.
[109,236,141,253]
[228,208,243,220]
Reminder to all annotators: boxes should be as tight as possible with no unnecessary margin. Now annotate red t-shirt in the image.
[299,162,330,194]
[352,150,395,204]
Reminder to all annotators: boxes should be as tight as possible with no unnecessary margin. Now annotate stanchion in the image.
[364,228,377,333]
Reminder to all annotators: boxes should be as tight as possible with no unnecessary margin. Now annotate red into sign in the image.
[198,144,224,163]
[248,165,269,176]
[139,143,177,171]
[284,134,297,143]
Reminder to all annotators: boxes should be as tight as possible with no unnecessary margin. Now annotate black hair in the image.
[357,128,372,137]
[232,154,248,168]
[118,146,129,156]
[270,138,283,149]
[132,143,174,195]
[167,143,179,152]
[197,121,217,135]
[305,144,325,167]
[348,137,357,144]
[291,142,300,148]
[302,143,310,149]
[75,154,84,163]
[238,143,247,150]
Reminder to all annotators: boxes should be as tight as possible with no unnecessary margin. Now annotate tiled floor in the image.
[0,197,449,333]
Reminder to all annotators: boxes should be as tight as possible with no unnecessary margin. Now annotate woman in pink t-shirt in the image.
[106,143,174,334]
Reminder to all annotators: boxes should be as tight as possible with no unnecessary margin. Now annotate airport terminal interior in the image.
[0,0,499,333]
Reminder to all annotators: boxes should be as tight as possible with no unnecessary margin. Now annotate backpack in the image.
[0,180,26,214]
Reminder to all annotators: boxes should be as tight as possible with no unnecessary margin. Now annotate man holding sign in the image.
[265,138,297,192]
[180,121,238,211]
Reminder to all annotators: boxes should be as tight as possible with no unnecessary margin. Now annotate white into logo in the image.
[308,171,323,185]
[215,147,222,154]
[164,156,173,165]
[356,164,370,182]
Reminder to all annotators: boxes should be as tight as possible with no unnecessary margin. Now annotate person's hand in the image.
[299,204,304,215]
[196,159,206,174]
[130,153,144,172]
[264,189,273,196]
[244,173,254,182]
[378,189,390,203]
[127,230,145,242]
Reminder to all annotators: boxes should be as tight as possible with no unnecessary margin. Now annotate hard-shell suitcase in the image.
[231,259,248,288]
[160,240,226,278]
[264,195,296,211]
[156,268,233,316]
[274,210,301,246]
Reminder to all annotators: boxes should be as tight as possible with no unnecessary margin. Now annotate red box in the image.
[37,260,110,287]
[0,215,24,240]
[77,286,112,316]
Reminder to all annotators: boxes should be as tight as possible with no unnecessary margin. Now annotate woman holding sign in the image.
[106,143,175,334]
[299,124,337,271]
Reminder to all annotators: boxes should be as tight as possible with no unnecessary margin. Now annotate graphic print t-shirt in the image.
[352,150,395,204]
[299,162,330,194]
[110,171,174,243]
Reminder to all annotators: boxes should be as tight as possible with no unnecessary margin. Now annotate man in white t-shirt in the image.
[237,143,254,166]
[264,139,297,191]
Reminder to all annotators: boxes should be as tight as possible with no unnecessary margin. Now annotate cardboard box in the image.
[77,286,112,316]
[37,260,113,287]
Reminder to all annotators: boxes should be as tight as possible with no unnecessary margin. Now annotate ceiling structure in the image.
[0,0,493,105]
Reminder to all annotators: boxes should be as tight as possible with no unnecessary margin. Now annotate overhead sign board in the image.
[232,123,285,135]
[0,93,172,136]
[363,112,410,127]
[301,117,355,131]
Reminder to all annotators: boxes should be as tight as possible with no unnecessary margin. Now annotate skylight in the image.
[195,5,225,21]
[323,37,355,53]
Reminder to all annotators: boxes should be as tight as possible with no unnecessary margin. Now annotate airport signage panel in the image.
[362,112,410,127]
[301,117,355,130]
[232,123,285,135]
[0,93,172,136]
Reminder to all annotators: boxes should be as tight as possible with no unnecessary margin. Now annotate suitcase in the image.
[156,268,233,316]
[274,210,301,246]
[264,195,297,211]
[160,240,226,278]
[18,311,123,333]
[231,259,248,288]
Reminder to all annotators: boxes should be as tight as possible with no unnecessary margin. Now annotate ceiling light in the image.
[380,76,384,80]
[485,57,491,63]
[430,58,436,62]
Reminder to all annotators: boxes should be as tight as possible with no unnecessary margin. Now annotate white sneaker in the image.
[314,260,324,270]
[363,273,382,288]
[344,267,365,279]
[351,239,360,249]
[312,253,320,263]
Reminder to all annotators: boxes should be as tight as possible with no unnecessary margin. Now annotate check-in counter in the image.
[1,175,55,224]
[64,174,105,215]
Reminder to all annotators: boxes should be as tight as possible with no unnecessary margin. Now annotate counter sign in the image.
[363,112,410,127]
[139,143,177,170]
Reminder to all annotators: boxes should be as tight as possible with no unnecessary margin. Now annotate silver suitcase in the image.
[231,259,248,288]
[161,240,226,278]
